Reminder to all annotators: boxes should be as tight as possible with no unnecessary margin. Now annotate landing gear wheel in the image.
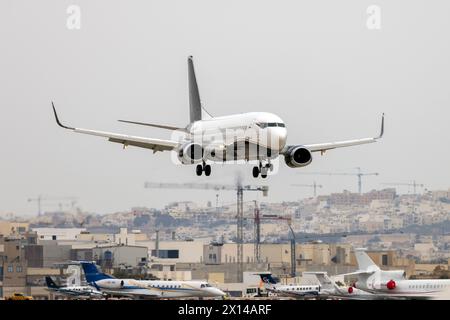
[252,166,260,178]
[196,164,203,176]
[204,165,211,176]
[261,167,268,178]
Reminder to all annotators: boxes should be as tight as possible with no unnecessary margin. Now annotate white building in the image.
[32,228,86,241]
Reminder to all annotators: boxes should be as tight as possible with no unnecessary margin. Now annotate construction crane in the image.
[249,201,292,265]
[382,181,424,194]
[297,167,379,194]
[287,221,296,277]
[291,181,323,197]
[27,195,78,216]
[144,180,268,283]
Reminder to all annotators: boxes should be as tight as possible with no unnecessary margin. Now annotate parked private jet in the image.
[346,249,450,299]
[303,271,376,300]
[80,262,225,299]
[52,56,384,178]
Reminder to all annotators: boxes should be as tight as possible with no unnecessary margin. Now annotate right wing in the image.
[52,103,180,153]
[283,114,385,155]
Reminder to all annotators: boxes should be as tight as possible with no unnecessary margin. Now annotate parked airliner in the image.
[346,249,450,299]
[80,262,225,299]
[52,56,384,178]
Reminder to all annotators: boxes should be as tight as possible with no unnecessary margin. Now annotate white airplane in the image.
[347,249,450,299]
[257,273,320,298]
[303,271,376,300]
[52,56,384,178]
[80,262,225,299]
[45,276,104,299]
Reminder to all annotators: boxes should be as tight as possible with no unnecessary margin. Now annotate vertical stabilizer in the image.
[354,249,380,271]
[304,272,334,291]
[188,56,202,123]
[45,276,61,289]
[80,262,114,283]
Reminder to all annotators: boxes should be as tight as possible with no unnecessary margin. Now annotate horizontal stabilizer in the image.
[45,276,61,289]
[118,119,187,132]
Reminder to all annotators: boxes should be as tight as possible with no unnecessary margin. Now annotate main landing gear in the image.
[252,161,273,179]
[196,162,211,176]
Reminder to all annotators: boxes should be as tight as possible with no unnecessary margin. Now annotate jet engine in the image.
[284,146,312,168]
[177,143,204,164]
[386,280,396,290]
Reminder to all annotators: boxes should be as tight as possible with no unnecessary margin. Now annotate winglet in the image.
[188,56,202,123]
[52,102,75,130]
[377,113,384,139]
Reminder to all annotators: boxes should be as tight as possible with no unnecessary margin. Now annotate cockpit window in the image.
[256,122,285,128]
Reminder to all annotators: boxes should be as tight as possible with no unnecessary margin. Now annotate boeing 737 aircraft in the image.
[257,273,320,298]
[346,249,450,299]
[45,276,104,299]
[52,56,384,178]
[80,262,225,299]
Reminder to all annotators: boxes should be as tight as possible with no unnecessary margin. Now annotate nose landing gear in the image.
[196,162,211,176]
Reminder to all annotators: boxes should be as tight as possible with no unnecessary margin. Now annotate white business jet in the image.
[80,262,225,299]
[346,249,450,299]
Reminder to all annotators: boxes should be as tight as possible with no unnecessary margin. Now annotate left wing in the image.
[52,103,180,153]
[286,114,384,154]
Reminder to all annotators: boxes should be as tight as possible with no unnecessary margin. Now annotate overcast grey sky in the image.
[1,0,449,216]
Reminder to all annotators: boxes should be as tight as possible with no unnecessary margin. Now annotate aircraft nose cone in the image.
[211,288,226,296]
[267,127,287,151]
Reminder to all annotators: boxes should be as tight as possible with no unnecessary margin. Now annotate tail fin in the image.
[45,276,60,289]
[256,273,278,285]
[304,272,334,291]
[80,262,114,283]
[354,249,380,271]
[188,56,202,123]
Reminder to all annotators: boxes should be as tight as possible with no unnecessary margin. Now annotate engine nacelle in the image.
[177,143,204,164]
[386,280,396,290]
[284,146,312,168]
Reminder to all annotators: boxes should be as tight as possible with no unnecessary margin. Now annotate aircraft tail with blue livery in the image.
[80,261,114,283]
